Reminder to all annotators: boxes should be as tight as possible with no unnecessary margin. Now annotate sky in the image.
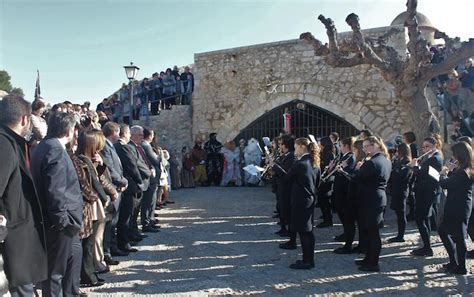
[0,0,472,107]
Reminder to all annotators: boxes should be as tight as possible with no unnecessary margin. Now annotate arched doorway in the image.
[234,99,360,142]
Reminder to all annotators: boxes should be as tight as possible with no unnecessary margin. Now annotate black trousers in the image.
[80,225,99,284]
[9,284,33,297]
[438,222,467,269]
[339,209,356,247]
[430,202,439,231]
[130,193,142,233]
[104,196,121,256]
[468,212,474,241]
[117,192,135,249]
[365,227,382,267]
[395,210,407,238]
[416,216,432,248]
[319,195,332,222]
[407,181,415,216]
[42,229,82,297]
[141,182,158,227]
[298,231,315,264]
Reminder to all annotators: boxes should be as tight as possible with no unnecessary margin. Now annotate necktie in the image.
[137,144,150,167]
[24,143,30,169]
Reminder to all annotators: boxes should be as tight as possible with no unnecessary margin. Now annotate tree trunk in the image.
[406,88,439,145]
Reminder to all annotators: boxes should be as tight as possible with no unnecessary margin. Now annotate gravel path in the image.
[84,186,474,296]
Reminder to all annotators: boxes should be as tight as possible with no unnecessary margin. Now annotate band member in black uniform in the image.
[274,135,296,239]
[457,136,474,259]
[354,136,391,272]
[330,132,341,157]
[331,137,357,254]
[317,136,336,228]
[403,132,418,221]
[410,137,443,256]
[273,137,321,269]
[271,136,282,221]
[388,143,412,242]
[438,141,473,275]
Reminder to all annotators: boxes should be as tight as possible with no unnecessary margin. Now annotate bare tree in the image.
[300,0,474,140]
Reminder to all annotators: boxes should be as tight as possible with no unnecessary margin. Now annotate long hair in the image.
[396,143,412,162]
[353,139,366,162]
[76,129,106,159]
[295,137,320,168]
[320,136,335,155]
[365,136,390,159]
[452,141,474,179]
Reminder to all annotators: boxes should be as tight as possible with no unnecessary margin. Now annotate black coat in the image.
[101,140,128,189]
[275,154,320,232]
[115,140,144,195]
[390,158,411,211]
[355,153,392,229]
[273,151,296,222]
[439,169,473,236]
[0,126,48,287]
[413,151,443,218]
[333,152,356,212]
[31,137,83,235]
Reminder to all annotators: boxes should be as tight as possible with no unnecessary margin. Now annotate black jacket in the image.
[31,137,83,235]
[413,151,443,218]
[440,169,473,229]
[0,126,48,287]
[355,152,392,228]
[333,152,356,211]
[101,140,128,189]
[390,158,411,211]
[273,151,296,221]
[275,154,320,232]
[115,140,144,195]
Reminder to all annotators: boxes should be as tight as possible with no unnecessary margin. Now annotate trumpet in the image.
[321,156,343,182]
[261,149,282,178]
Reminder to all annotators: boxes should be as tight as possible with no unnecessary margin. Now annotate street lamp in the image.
[123,62,140,124]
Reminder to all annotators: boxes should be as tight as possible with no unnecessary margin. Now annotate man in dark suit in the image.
[101,122,129,262]
[128,126,153,234]
[31,112,83,296]
[140,128,161,232]
[114,124,146,252]
[0,95,48,297]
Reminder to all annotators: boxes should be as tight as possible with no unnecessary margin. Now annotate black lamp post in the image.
[123,62,139,124]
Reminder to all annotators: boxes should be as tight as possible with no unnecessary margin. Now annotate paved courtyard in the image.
[84,186,474,296]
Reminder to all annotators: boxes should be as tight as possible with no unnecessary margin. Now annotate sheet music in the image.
[308,134,317,144]
[428,166,440,181]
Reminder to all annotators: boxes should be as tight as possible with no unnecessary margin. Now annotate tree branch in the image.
[318,15,339,52]
[404,0,432,71]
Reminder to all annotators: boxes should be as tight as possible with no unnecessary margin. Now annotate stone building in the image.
[139,12,465,151]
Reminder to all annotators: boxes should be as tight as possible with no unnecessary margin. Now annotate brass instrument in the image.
[402,149,435,169]
[261,148,281,178]
[321,155,343,182]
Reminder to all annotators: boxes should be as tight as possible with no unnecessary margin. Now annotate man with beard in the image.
[0,95,48,297]
[204,133,223,186]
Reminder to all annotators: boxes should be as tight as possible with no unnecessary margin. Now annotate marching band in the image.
[263,131,474,274]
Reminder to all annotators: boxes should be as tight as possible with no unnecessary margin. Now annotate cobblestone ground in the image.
[84,186,474,296]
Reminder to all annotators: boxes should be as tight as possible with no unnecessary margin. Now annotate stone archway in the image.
[233,99,360,142]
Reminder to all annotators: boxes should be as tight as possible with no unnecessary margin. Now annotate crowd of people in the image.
[268,129,473,273]
[112,65,195,122]
[0,94,183,296]
[431,55,474,139]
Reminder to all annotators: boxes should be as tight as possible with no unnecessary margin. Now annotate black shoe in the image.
[411,247,433,257]
[358,265,380,272]
[272,214,279,218]
[122,244,138,253]
[352,245,364,254]
[467,250,474,259]
[387,236,405,243]
[440,262,457,273]
[130,240,139,246]
[275,229,290,237]
[316,221,333,228]
[333,246,352,254]
[451,266,468,275]
[355,259,368,266]
[289,260,314,269]
[279,242,297,250]
[142,226,160,233]
[80,280,105,287]
[104,256,120,265]
[334,234,346,242]
[130,235,143,242]
[166,200,175,204]
[111,249,129,257]
[97,266,110,274]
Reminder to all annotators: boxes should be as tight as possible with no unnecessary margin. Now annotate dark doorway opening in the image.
[234,99,360,142]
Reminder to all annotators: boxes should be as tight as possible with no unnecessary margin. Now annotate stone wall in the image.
[136,105,193,154]
[192,25,412,142]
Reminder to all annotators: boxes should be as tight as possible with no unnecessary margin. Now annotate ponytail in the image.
[295,137,320,168]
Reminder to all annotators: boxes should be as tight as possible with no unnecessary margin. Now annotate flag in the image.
[34,70,41,100]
